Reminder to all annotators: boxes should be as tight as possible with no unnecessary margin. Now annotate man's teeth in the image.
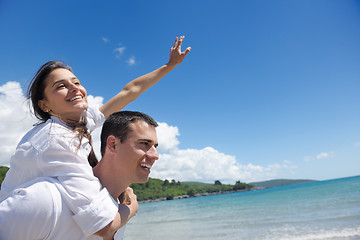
[140,163,151,169]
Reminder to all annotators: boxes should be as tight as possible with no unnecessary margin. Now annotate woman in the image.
[0,36,190,239]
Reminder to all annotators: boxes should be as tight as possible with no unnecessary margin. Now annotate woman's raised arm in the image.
[99,36,191,118]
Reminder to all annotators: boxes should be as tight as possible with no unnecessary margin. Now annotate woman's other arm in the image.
[94,187,138,239]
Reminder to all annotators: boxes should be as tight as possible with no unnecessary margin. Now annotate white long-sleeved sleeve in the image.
[38,135,119,236]
[0,106,117,236]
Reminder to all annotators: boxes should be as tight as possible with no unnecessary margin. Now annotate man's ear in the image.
[38,99,49,113]
[106,135,118,153]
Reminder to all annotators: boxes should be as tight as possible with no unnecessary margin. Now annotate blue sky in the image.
[0,0,359,183]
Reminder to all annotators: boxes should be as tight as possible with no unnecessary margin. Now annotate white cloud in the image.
[87,95,104,109]
[304,152,334,162]
[156,122,180,152]
[0,81,298,183]
[152,121,297,183]
[316,152,330,159]
[109,41,136,66]
[151,146,296,183]
[0,82,37,166]
[101,37,109,43]
[114,46,126,58]
[126,56,136,66]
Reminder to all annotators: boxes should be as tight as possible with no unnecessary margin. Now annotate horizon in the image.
[2,166,359,186]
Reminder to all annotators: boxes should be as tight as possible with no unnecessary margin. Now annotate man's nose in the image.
[147,146,159,161]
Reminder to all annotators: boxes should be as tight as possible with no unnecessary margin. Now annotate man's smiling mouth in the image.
[140,162,152,171]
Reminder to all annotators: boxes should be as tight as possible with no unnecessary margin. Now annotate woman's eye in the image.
[56,84,65,89]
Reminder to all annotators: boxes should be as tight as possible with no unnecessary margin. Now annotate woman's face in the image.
[38,68,88,122]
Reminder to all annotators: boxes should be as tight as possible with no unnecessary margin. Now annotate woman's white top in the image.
[0,177,125,240]
[0,106,118,236]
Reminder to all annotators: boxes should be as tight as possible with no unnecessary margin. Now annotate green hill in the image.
[0,166,9,187]
[249,179,316,188]
[130,178,254,202]
[181,181,212,186]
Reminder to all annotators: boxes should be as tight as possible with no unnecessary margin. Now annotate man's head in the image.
[100,111,159,185]
[100,111,158,156]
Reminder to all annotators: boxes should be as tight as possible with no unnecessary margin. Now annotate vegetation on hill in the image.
[0,166,9,187]
[249,179,316,188]
[130,178,253,201]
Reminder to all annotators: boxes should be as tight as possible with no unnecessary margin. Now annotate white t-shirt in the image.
[0,106,118,236]
[0,178,125,240]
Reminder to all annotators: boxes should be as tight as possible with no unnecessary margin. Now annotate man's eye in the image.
[140,142,152,147]
[56,84,65,89]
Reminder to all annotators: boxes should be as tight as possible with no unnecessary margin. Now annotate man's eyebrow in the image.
[139,139,158,148]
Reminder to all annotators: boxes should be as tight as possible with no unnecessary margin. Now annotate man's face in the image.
[115,120,159,184]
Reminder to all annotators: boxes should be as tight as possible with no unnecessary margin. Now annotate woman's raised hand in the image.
[167,36,191,67]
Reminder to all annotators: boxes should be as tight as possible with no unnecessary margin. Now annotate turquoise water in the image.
[124,176,360,240]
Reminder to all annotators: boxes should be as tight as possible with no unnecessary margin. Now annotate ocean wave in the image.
[269,226,360,240]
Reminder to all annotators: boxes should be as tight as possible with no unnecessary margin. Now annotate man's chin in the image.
[137,176,150,184]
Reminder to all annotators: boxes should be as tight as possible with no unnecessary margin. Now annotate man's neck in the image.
[93,159,127,201]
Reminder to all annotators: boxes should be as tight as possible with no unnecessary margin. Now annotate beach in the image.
[124,176,360,240]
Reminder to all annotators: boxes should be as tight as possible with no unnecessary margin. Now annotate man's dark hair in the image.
[100,111,158,156]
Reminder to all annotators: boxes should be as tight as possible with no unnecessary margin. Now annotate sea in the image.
[123,175,360,240]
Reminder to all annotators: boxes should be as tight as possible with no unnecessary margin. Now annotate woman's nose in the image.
[69,83,79,92]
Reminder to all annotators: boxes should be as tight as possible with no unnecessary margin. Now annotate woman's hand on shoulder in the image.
[125,187,138,218]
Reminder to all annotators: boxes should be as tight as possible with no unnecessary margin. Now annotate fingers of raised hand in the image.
[172,37,179,49]
[172,36,185,50]
[184,46,191,55]
[177,36,184,49]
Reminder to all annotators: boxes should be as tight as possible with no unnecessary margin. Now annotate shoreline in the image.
[139,187,264,203]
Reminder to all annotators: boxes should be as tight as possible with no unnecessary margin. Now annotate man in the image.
[0,111,159,240]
